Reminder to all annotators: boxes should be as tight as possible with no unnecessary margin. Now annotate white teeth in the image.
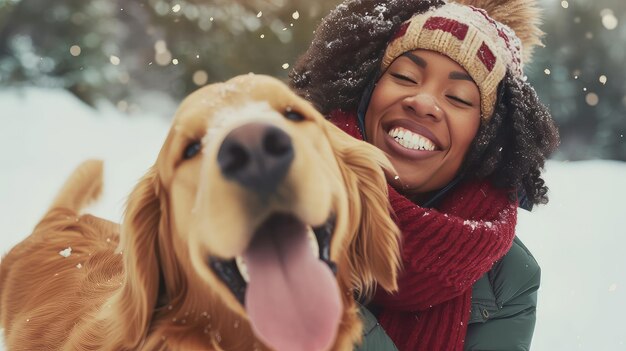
[403,132,412,144]
[387,127,436,151]
[411,134,419,149]
[235,256,250,283]
[307,226,320,259]
[235,226,320,284]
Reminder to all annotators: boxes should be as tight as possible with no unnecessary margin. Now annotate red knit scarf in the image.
[329,110,517,350]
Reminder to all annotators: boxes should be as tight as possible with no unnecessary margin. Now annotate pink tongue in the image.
[244,215,342,351]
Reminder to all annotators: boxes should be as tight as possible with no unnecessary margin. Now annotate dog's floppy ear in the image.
[326,124,401,301]
[106,166,164,347]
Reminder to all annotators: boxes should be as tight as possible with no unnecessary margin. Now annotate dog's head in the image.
[118,75,400,350]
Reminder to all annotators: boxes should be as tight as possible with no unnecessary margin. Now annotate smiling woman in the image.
[365,50,482,198]
[291,0,560,350]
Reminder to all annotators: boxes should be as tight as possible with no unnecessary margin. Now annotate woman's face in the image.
[365,49,481,198]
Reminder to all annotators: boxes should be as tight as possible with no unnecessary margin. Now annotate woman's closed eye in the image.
[446,95,473,107]
[390,73,418,84]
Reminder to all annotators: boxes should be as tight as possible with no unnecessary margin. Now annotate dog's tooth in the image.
[307,226,320,259]
[397,130,405,139]
[235,256,250,283]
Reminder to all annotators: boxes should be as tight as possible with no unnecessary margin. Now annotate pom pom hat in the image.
[381,0,543,119]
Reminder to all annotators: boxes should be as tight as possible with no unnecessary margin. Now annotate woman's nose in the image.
[402,93,443,121]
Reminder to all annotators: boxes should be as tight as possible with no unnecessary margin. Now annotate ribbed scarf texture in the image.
[329,110,517,350]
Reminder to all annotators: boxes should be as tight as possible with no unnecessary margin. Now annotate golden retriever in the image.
[0,74,400,351]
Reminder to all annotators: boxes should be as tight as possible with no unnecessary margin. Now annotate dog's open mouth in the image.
[208,213,341,351]
[208,213,337,305]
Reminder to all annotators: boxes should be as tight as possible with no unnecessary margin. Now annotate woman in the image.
[291,0,559,350]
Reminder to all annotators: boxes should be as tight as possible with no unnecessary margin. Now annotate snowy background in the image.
[0,0,625,349]
[1,88,625,350]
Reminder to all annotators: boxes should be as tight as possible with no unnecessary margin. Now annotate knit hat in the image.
[381,0,543,119]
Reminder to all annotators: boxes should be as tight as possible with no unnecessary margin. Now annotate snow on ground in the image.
[0,88,625,350]
[517,160,626,350]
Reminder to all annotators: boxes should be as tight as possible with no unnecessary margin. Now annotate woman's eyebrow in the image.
[402,52,427,68]
[449,71,474,82]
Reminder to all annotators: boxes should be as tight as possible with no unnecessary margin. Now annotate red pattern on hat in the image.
[468,5,521,69]
[477,42,496,71]
[423,17,469,40]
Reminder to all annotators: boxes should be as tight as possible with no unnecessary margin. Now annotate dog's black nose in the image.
[217,123,294,195]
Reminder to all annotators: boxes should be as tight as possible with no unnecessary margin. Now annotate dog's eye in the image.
[284,110,305,122]
[183,141,202,160]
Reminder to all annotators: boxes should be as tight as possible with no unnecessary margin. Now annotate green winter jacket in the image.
[355,236,540,351]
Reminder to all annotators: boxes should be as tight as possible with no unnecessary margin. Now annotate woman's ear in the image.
[326,123,401,301]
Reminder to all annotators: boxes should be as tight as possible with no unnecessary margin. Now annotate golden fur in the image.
[0,75,401,351]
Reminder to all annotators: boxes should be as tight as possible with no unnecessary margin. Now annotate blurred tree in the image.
[0,0,336,110]
[0,0,624,160]
[0,0,129,105]
[528,0,626,160]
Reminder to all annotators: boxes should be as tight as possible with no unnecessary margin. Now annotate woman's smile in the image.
[387,128,437,152]
[381,119,443,161]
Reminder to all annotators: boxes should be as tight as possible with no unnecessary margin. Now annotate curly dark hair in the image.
[290,0,559,206]
[464,73,560,205]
